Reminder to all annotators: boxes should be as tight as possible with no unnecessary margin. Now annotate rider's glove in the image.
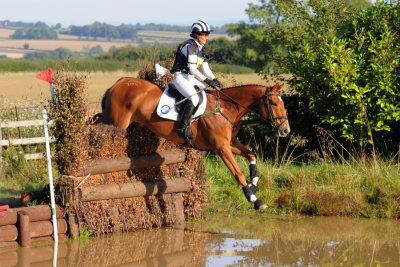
[204,78,218,89]
[213,78,224,88]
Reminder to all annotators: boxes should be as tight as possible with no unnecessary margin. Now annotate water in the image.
[1,214,400,266]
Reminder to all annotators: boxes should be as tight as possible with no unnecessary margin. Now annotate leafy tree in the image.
[24,48,75,60]
[11,28,58,39]
[103,45,174,62]
[206,37,238,64]
[227,22,277,71]
[88,45,104,56]
[263,0,400,147]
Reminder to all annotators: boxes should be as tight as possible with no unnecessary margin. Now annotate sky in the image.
[1,0,258,27]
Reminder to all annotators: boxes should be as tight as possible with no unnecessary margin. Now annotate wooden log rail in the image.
[76,150,186,176]
[79,178,191,202]
[0,205,66,248]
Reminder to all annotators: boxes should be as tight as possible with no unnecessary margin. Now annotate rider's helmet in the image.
[190,20,212,38]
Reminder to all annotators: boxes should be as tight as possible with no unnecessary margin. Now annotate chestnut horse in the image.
[101,77,290,210]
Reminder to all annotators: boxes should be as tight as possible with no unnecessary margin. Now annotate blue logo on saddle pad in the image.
[161,105,171,114]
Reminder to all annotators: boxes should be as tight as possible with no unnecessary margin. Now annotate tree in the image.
[206,37,238,64]
[88,45,104,56]
[10,28,58,39]
[264,0,399,147]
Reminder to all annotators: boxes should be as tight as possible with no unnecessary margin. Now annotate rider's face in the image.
[197,33,209,45]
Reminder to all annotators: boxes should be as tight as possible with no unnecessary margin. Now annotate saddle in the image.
[163,83,203,113]
[157,83,207,121]
[164,84,185,111]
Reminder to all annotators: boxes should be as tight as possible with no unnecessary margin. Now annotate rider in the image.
[170,19,224,140]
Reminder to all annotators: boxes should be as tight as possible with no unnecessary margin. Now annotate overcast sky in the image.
[1,0,258,27]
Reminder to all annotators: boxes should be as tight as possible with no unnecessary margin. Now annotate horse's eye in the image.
[270,102,277,106]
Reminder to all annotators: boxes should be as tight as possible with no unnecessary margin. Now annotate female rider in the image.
[170,20,223,140]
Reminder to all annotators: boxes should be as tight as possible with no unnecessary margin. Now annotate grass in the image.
[205,153,400,218]
[0,146,50,199]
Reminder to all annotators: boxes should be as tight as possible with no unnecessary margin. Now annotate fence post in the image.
[14,105,21,139]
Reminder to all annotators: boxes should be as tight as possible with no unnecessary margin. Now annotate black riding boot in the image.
[178,101,196,140]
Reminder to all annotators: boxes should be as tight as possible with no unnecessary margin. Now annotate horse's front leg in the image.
[215,141,266,210]
[230,138,266,210]
[230,138,259,187]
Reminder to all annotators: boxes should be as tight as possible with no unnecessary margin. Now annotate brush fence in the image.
[60,149,191,238]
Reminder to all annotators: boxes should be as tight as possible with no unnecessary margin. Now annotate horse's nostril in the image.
[281,128,290,136]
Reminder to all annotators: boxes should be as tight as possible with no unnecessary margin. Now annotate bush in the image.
[267,0,400,150]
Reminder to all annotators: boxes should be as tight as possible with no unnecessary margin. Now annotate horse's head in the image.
[260,83,290,137]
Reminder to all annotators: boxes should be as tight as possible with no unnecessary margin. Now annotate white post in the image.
[42,110,58,243]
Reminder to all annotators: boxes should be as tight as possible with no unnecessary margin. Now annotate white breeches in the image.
[173,72,206,106]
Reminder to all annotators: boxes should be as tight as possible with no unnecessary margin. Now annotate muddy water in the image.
[1,214,400,266]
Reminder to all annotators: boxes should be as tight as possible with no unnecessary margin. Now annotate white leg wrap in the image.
[250,159,256,164]
[251,177,259,186]
[250,194,257,203]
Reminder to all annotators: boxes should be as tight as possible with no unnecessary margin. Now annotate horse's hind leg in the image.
[215,142,266,210]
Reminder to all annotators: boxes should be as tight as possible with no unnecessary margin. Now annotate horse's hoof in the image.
[254,199,267,210]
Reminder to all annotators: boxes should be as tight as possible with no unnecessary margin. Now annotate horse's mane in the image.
[220,84,265,91]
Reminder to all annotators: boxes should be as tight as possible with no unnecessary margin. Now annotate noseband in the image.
[264,87,288,130]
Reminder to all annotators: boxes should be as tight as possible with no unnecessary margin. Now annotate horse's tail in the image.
[91,87,111,124]
[101,87,110,112]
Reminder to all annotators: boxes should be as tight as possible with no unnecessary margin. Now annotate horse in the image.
[101,77,290,210]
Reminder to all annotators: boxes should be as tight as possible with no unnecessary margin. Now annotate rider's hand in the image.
[213,78,224,88]
[204,78,217,89]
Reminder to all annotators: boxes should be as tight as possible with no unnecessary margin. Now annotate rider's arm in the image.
[200,62,216,80]
[188,63,207,81]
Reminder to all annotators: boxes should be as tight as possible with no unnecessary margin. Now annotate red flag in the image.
[0,205,9,216]
[36,68,54,83]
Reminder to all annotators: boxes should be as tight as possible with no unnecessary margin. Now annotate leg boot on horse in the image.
[178,101,196,140]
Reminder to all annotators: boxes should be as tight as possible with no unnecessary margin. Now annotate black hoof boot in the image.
[254,199,267,210]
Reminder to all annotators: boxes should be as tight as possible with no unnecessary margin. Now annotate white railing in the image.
[0,119,55,162]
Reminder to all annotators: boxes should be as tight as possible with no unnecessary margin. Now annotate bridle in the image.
[263,86,288,130]
[204,86,288,131]
[209,86,288,131]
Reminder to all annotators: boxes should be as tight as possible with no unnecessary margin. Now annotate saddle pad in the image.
[156,85,207,121]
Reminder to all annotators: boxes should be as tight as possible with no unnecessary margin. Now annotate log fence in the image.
[61,149,190,238]
[0,205,66,249]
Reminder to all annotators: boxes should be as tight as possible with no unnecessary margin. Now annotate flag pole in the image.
[36,69,58,266]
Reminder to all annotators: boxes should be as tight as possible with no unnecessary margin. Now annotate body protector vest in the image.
[171,39,211,75]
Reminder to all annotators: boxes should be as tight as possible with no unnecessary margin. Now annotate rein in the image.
[201,86,288,130]
[200,89,233,124]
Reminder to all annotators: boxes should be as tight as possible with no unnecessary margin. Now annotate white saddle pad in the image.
[156,85,207,121]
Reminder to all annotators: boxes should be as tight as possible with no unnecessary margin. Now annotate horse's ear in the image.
[278,83,284,91]
[271,83,279,92]
[271,82,281,92]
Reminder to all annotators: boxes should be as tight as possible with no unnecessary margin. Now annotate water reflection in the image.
[1,214,400,266]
